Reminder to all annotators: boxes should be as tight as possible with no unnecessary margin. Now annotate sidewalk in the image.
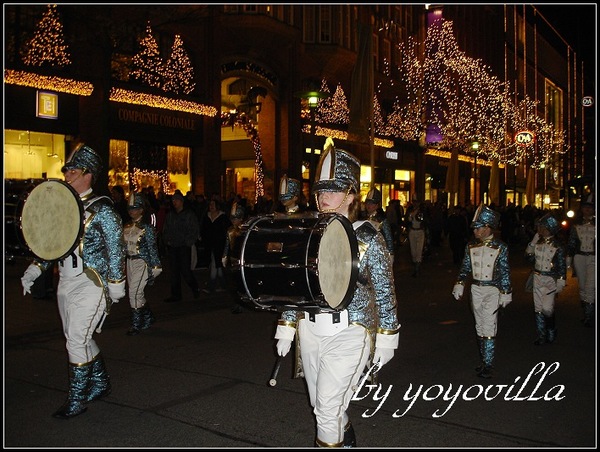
[4,239,597,448]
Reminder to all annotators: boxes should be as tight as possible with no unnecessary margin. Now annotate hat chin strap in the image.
[315,187,352,213]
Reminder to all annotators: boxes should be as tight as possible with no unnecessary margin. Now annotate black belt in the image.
[127,255,142,260]
[472,279,494,286]
[577,252,595,256]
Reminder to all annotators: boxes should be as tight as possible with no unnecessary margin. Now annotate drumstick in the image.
[268,356,283,387]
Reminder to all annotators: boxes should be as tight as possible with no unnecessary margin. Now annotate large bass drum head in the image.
[20,180,83,261]
[317,215,359,310]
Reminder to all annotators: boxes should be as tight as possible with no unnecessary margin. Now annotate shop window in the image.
[4,130,64,180]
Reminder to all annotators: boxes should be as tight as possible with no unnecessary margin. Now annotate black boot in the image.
[343,421,357,448]
[140,305,155,330]
[411,262,420,277]
[87,353,112,402]
[127,308,143,336]
[534,311,547,345]
[545,314,557,343]
[475,336,485,373]
[52,362,91,419]
[582,303,594,327]
[478,337,495,379]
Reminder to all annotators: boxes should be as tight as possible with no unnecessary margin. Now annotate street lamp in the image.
[296,86,329,190]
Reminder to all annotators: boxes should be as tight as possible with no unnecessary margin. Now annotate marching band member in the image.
[274,174,310,217]
[452,204,512,379]
[273,139,399,447]
[406,200,427,276]
[123,192,162,335]
[21,144,126,418]
[525,212,567,345]
[567,196,596,327]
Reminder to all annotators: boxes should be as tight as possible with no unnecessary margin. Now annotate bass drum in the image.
[20,179,84,261]
[231,213,359,312]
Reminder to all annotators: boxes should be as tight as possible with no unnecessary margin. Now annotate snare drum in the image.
[20,179,84,261]
[231,213,359,312]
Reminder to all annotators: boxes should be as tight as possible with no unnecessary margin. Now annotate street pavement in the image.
[3,237,597,448]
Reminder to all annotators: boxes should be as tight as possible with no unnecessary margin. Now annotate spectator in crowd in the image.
[162,190,201,302]
[200,198,232,293]
[111,184,129,224]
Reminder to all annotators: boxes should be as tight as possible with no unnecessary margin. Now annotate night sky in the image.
[534,4,596,69]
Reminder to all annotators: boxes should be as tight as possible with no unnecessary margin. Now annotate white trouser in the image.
[573,254,595,304]
[127,258,148,309]
[56,272,106,364]
[408,229,425,263]
[298,320,371,445]
[470,285,500,337]
[533,273,557,316]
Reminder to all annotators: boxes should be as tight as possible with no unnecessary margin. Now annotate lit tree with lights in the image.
[316,81,349,125]
[372,94,386,135]
[163,34,196,95]
[422,19,510,154]
[130,22,164,89]
[21,4,71,67]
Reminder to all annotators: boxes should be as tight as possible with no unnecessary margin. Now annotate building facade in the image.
[4,4,594,210]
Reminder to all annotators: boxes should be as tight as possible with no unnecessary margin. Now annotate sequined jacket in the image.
[123,219,162,272]
[567,216,595,256]
[456,235,512,294]
[280,220,399,338]
[35,192,126,287]
[366,210,395,256]
[525,235,567,280]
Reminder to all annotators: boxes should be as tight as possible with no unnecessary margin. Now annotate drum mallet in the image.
[268,356,283,387]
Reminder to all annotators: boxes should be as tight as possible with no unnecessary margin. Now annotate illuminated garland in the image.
[109,88,216,116]
[130,168,170,194]
[4,69,93,95]
[221,111,265,201]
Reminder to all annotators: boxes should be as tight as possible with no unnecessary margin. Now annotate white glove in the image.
[373,348,395,367]
[274,324,296,357]
[452,284,464,300]
[221,256,228,267]
[373,332,399,368]
[556,279,566,293]
[526,233,540,254]
[151,268,162,279]
[566,256,573,268]
[21,263,42,296]
[107,280,126,303]
[499,292,512,308]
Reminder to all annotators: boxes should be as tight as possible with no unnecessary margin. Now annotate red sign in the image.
[515,130,535,146]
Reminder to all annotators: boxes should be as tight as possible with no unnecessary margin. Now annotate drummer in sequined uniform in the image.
[452,204,512,379]
[123,192,162,335]
[567,196,596,327]
[525,212,567,345]
[273,138,399,447]
[362,187,395,264]
[274,174,311,217]
[21,144,126,419]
